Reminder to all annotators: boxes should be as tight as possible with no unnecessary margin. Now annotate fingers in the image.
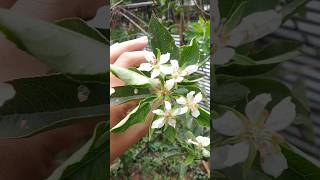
[110,36,148,64]
[110,50,147,87]
[110,109,153,163]
[114,51,147,68]
[110,101,138,128]
[0,0,16,8]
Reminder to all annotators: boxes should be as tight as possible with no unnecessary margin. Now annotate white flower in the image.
[166,60,198,83]
[110,88,115,95]
[187,136,210,157]
[176,91,202,118]
[0,83,15,106]
[213,8,282,65]
[212,94,296,177]
[138,51,173,79]
[151,101,187,129]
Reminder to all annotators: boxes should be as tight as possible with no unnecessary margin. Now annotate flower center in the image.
[172,69,182,79]
[248,125,272,147]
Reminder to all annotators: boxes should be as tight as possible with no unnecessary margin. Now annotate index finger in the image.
[110,36,148,64]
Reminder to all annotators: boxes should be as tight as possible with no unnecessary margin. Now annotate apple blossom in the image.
[187,136,210,157]
[152,101,188,129]
[138,51,173,78]
[166,60,198,84]
[212,94,296,177]
[176,91,202,118]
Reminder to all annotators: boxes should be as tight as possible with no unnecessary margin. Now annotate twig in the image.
[117,11,148,35]
[192,0,210,17]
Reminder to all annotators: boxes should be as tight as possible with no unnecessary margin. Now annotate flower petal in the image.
[176,76,184,82]
[214,48,235,65]
[151,69,160,79]
[110,88,115,95]
[245,93,272,123]
[196,136,210,147]
[193,92,202,104]
[187,91,195,100]
[164,101,172,111]
[187,139,199,146]
[138,63,153,72]
[168,118,176,128]
[184,65,198,75]
[225,142,249,166]
[230,10,281,46]
[152,109,164,116]
[160,53,170,64]
[144,51,156,63]
[265,97,296,131]
[202,148,210,157]
[170,60,179,69]
[151,118,165,129]
[191,108,200,118]
[213,111,244,136]
[0,83,16,106]
[261,152,288,178]
[176,97,186,105]
[212,142,249,169]
[165,79,175,91]
[159,65,173,74]
[174,107,188,116]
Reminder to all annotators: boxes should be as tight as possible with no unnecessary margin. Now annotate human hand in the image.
[11,0,106,20]
[110,36,156,162]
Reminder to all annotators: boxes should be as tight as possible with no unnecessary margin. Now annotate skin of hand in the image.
[110,36,157,163]
[11,0,106,21]
[0,0,107,179]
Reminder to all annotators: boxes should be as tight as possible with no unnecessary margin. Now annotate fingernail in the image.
[138,36,148,43]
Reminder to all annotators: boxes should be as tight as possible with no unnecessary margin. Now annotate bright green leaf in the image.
[110,97,156,133]
[149,16,179,60]
[180,38,200,67]
[110,65,153,87]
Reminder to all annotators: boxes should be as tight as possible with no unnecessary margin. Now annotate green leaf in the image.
[224,1,249,33]
[242,0,280,17]
[47,122,108,180]
[179,73,203,85]
[218,0,237,18]
[184,153,195,165]
[0,74,107,138]
[149,16,179,60]
[164,125,176,143]
[281,0,308,22]
[110,65,152,87]
[111,86,154,105]
[0,9,106,74]
[294,114,315,143]
[278,145,320,179]
[180,38,200,67]
[110,97,156,133]
[218,41,300,76]
[55,18,107,44]
[292,78,310,112]
[195,107,210,127]
[227,78,309,114]
[214,82,250,104]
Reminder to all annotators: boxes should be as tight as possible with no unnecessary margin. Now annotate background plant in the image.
[212,0,320,179]
[110,16,210,179]
[0,9,108,179]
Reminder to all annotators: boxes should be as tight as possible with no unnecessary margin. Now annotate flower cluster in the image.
[137,51,200,128]
[138,51,210,157]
